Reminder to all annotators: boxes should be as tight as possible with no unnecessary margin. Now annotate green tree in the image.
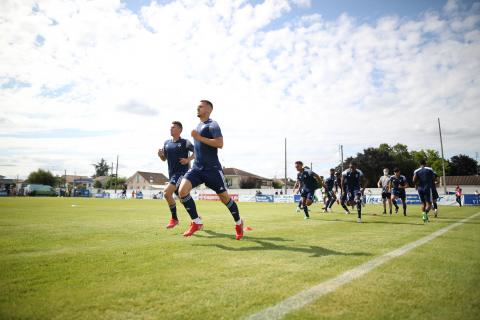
[93,180,102,188]
[92,158,110,178]
[104,177,127,189]
[449,154,478,175]
[27,169,56,186]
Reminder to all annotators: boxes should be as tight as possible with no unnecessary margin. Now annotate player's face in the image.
[350,163,356,171]
[197,101,211,118]
[330,169,335,175]
[383,169,389,175]
[395,171,400,177]
[170,124,182,136]
[295,163,303,172]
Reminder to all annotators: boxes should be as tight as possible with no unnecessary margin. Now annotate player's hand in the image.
[191,130,200,140]
[158,148,165,158]
[179,158,189,165]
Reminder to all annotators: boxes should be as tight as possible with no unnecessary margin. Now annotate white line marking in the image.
[246,212,480,320]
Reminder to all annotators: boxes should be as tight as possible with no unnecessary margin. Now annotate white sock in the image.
[193,217,202,224]
[235,219,242,225]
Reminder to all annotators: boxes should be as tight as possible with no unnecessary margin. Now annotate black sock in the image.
[303,205,309,217]
[329,198,335,208]
[298,201,302,208]
[403,204,407,215]
[180,194,198,220]
[169,203,178,220]
[225,199,241,222]
[341,203,350,212]
[433,202,438,210]
[357,201,362,218]
[392,199,398,209]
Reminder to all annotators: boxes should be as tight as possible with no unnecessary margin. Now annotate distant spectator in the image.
[455,185,462,207]
[132,190,135,199]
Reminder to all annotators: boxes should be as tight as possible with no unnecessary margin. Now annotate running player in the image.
[158,121,194,229]
[413,159,436,223]
[377,168,392,215]
[432,173,439,217]
[177,100,244,240]
[323,168,338,212]
[389,168,408,216]
[341,162,366,223]
[292,161,322,219]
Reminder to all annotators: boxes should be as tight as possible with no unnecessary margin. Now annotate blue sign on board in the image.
[255,195,274,202]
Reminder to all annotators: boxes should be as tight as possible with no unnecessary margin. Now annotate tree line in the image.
[335,143,479,188]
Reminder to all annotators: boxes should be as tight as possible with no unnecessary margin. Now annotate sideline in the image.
[246,212,480,320]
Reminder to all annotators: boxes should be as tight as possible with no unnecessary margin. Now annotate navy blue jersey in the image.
[297,169,319,190]
[389,175,407,191]
[164,138,194,177]
[325,175,337,191]
[342,168,363,190]
[413,166,436,190]
[192,119,223,170]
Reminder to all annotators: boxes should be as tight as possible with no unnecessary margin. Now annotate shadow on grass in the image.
[194,230,371,258]
[326,218,423,226]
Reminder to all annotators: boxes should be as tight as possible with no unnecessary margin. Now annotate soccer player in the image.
[158,121,194,229]
[389,168,408,216]
[432,174,439,217]
[377,168,392,215]
[292,161,322,219]
[323,168,338,212]
[413,159,436,223]
[177,100,244,240]
[455,185,462,207]
[341,162,366,223]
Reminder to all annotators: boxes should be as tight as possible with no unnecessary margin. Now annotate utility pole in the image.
[340,145,344,172]
[438,118,447,194]
[284,138,287,195]
[114,155,119,194]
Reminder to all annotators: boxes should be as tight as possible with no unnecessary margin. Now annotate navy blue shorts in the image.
[392,189,406,199]
[300,188,316,201]
[418,188,432,204]
[342,189,361,203]
[184,167,228,194]
[169,172,186,189]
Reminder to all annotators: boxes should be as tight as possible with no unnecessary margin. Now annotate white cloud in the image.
[0,0,479,180]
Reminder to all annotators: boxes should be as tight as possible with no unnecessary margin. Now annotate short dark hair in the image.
[350,161,357,166]
[295,161,303,166]
[172,121,183,129]
[201,100,213,109]
[420,159,426,165]
[393,167,400,172]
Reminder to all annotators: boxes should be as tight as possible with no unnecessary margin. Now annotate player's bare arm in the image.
[158,148,166,161]
[191,130,223,149]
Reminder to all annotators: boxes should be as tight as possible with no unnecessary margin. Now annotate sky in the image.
[1,0,479,181]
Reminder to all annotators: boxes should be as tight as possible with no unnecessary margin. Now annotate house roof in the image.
[62,175,90,184]
[222,167,270,180]
[441,175,480,185]
[132,171,169,185]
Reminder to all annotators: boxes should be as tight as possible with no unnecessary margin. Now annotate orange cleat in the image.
[235,220,244,240]
[166,219,179,229]
[183,222,203,237]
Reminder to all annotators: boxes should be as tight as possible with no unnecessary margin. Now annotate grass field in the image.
[0,197,479,319]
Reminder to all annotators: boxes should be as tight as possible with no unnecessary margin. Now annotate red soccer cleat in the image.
[235,220,244,240]
[183,222,203,237]
[166,219,179,229]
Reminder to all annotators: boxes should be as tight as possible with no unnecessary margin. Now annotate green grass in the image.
[0,198,479,319]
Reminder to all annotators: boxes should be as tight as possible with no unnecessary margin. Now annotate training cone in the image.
[244,226,253,231]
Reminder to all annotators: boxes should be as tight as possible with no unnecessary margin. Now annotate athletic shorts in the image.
[392,189,406,199]
[432,188,439,200]
[326,190,336,198]
[381,191,391,199]
[184,167,227,194]
[300,188,316,201]
[169,172,186,189]
[341,189,361,203]
[418,187,432,204]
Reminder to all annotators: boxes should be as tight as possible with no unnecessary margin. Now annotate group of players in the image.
[158,99,441,241]
[293,160,440,223]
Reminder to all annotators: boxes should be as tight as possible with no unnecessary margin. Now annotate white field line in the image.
[246,212,480,320]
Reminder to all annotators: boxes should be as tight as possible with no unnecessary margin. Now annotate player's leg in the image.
[178,171,203,236]
[328,191,336,211]
[164,182,179,228]
[302,196,311,219]
[387,193,392,214]
[355,190,362,222]
[401,194,407,216]
[382,193,387,214]
[391,193,399,213]
[341,191,350,214]
[208,169,244,240]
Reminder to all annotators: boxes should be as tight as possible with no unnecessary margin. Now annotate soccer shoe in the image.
[166,219,179,229]
[395,207,399,214]
[235,220,244,240]
[304,216,310,220]
[327,208,332,213]
[183,221,203,237]
[382,211,386,215]
[345,211,350,215]
[357,218,362,223]
[434,209,438,218]
[422,212,428,223]
[296,207,301,213]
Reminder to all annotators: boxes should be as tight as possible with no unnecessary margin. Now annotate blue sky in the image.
[0,0,479,180]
